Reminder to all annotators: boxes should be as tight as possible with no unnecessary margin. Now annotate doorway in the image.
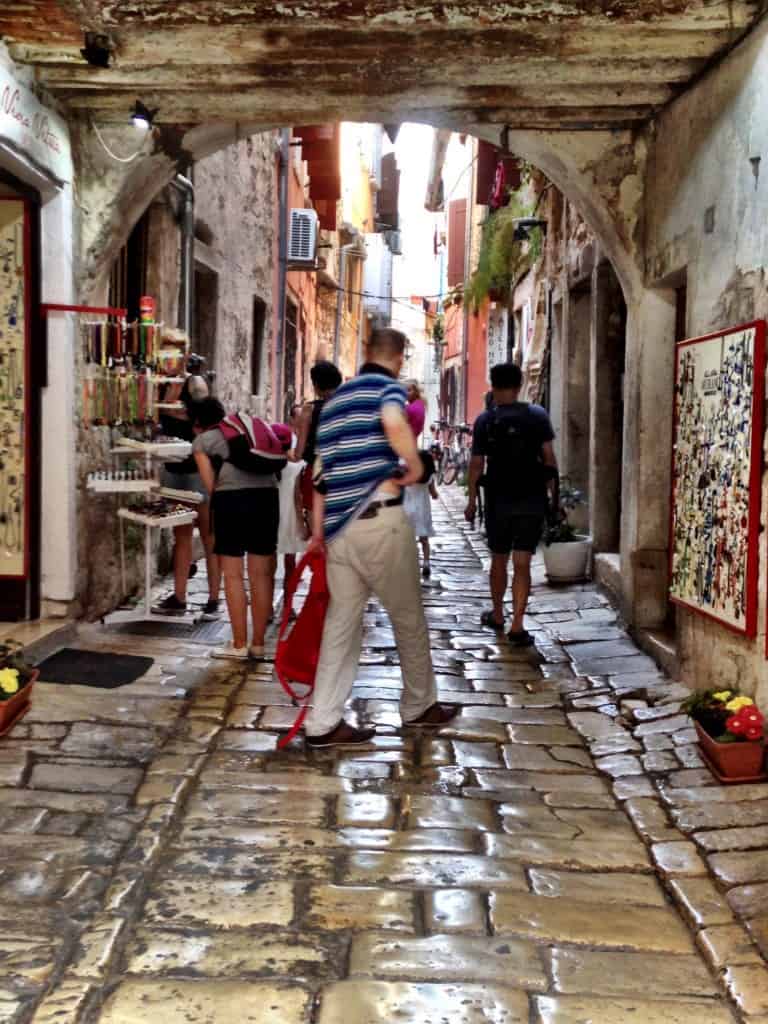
[193,263,219,378]
[283,297,299,420]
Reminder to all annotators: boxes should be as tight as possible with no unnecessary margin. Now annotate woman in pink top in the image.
[406,381,426,440]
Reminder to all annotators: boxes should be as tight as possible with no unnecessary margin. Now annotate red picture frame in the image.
[0,197,32,582]
[669,319,765,638]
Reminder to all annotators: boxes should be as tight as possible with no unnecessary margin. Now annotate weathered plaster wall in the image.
[193,131,277,409]
[644,18,768,703]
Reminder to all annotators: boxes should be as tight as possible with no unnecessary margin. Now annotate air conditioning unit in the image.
[288,209,318,263]
[386,229,402,255]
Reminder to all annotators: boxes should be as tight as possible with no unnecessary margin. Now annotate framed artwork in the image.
[0,198,31,580]
[669,320,765,636]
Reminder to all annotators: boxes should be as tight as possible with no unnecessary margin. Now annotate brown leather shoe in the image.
[404,702,460,728]
[305,720,377,749]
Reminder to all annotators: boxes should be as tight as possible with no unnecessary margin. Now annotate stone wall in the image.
[643,18,768,705]
[193,131,277,409]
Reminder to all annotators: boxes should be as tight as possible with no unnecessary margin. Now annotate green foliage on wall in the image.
[465,188,543,312]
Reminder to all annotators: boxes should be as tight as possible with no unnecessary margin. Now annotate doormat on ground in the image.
[110,620,228,644]
[35,649,154,688]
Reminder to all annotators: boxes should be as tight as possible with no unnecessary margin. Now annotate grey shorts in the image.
[160,468,208,501]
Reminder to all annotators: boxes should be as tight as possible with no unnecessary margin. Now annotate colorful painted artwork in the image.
[0,199,27,578]
[670,321,766,635]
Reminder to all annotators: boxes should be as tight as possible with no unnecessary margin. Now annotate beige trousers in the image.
[305,504,437,736]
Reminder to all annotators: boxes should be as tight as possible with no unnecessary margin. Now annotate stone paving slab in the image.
[99,980,310,1024]
[317,980,530,1024]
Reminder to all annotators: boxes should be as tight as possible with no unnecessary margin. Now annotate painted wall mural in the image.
[0,199,27,578]
[670,320,766,635]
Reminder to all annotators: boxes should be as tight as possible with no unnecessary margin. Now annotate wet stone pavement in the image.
[2,490,768,1023]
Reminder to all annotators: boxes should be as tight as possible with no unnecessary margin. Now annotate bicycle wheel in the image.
[442,458,458,486]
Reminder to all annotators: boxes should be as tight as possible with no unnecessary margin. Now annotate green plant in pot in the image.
[682,687,766,781]
[0,640,37,735]
[541,478,592,583]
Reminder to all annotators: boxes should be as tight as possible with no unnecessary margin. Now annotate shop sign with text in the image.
[0,64,71,183]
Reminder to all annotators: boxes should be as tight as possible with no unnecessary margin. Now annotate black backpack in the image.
[486,405,546,495]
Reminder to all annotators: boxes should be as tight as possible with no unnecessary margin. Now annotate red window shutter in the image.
[378,152,400,230]
[447,198,467,287]
[476,141,498,205]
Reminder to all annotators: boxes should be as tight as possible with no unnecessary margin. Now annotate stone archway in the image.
[75,112,668,632]
[77,119,645,308]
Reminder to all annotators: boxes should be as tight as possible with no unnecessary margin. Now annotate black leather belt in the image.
[358,494,404,520]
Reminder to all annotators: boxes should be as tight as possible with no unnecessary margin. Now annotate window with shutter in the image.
[475,141,498,206]
[447,198,467,288]
[378,152,400,230]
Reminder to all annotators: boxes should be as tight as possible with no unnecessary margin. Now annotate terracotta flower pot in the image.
[695,720,766,781]
[0,668,37,736]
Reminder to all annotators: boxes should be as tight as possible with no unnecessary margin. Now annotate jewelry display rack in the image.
[89,437,202,626]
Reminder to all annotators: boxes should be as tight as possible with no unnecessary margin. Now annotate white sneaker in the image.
[249,645,265,660]
[210,643,249,660]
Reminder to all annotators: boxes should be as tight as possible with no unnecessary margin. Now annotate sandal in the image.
[481,610,504,630]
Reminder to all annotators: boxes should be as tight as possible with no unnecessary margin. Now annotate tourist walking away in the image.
[154,371,222,619]
[278,403,307,601]
[406,380,427,441]
[465,362,558,646]
[404,449,438,579]
[304,328,458,748]
[295,360,343,533]
[192,398,289,660]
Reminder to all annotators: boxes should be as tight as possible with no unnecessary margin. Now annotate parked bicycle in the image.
[438,422,473,486]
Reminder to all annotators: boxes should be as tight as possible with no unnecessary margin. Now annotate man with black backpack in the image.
[465,362,558,647]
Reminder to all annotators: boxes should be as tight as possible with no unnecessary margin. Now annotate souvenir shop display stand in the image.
[108,485,202,628]
[94,439,203,627]
[42,300,204,626]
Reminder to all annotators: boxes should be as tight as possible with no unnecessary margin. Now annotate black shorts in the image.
[485,504,543,555]
[211,488,279,558]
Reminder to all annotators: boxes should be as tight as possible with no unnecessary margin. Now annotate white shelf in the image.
[157,486,204,504]
[87,478,158,494]
[118,507,198,529]
[112,438,192,460]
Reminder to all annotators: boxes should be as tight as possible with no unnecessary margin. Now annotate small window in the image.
[252,296,267,396]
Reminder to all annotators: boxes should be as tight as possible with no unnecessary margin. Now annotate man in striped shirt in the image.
[304,328,458,747]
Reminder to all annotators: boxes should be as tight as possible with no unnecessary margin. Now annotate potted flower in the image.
[682,687,766,782]
[0,640,37,735]
[542,477,592,583]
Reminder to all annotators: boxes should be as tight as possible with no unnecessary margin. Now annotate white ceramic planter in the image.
[543,536,592,583]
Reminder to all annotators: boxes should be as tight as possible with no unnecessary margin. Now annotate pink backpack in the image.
[217,413,289,474]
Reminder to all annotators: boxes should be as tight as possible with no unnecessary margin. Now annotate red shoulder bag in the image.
[274,550,329,748]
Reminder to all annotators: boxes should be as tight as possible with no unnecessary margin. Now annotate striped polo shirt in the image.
[316,366,406,542]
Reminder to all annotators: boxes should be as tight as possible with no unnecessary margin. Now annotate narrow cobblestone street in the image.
[1,492,766,1023]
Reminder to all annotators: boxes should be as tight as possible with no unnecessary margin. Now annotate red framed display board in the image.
[0,197,32,582]
[669,319,766,636]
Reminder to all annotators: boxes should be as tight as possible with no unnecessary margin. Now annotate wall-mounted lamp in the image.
[512,218,548,242]
[81,32,112,68]
[131,100,158,129]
